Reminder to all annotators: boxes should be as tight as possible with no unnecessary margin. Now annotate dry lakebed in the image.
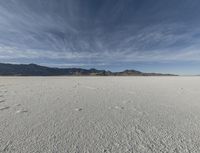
[0,77,200,153]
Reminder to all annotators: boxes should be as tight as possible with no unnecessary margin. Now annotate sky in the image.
[0,0,200,75]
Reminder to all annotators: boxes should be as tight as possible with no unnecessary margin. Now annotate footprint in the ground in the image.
[73,83,80,89]
[75,108,83,111]
[108,106,124,110]
[15,104,21,107]
[16,109,28,114]
[15,105,28,114]
[84,86,96,90]
[115,106,124,110]
[0,106,10,111]
[0,99,5,103]
[14,103,28,114]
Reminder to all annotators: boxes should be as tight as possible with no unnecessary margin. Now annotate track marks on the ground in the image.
[0,84,29,114]
[0,106,10,111]
[14,103,28,114]
[0,84,9,112]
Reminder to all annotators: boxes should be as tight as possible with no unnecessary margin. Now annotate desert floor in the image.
[0,77,200,153]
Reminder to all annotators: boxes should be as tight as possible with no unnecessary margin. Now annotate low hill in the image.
[0,63,177,76]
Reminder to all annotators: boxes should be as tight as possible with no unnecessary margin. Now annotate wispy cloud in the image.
[0,0,200,73]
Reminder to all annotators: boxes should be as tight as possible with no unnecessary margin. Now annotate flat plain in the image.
[0,77,200,153]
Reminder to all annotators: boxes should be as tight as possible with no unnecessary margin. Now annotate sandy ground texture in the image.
[0,77,200,153]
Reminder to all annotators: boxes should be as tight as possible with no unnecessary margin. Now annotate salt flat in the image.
[0,77,200,153]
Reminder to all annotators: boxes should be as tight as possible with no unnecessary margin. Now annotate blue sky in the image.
[0,0,200,74]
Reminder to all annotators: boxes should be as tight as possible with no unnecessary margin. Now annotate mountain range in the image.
[0,63,177,76]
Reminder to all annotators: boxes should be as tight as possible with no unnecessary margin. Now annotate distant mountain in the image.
[0,63,177,76]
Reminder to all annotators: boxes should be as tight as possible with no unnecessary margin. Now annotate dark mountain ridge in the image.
[0,63,177,76]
